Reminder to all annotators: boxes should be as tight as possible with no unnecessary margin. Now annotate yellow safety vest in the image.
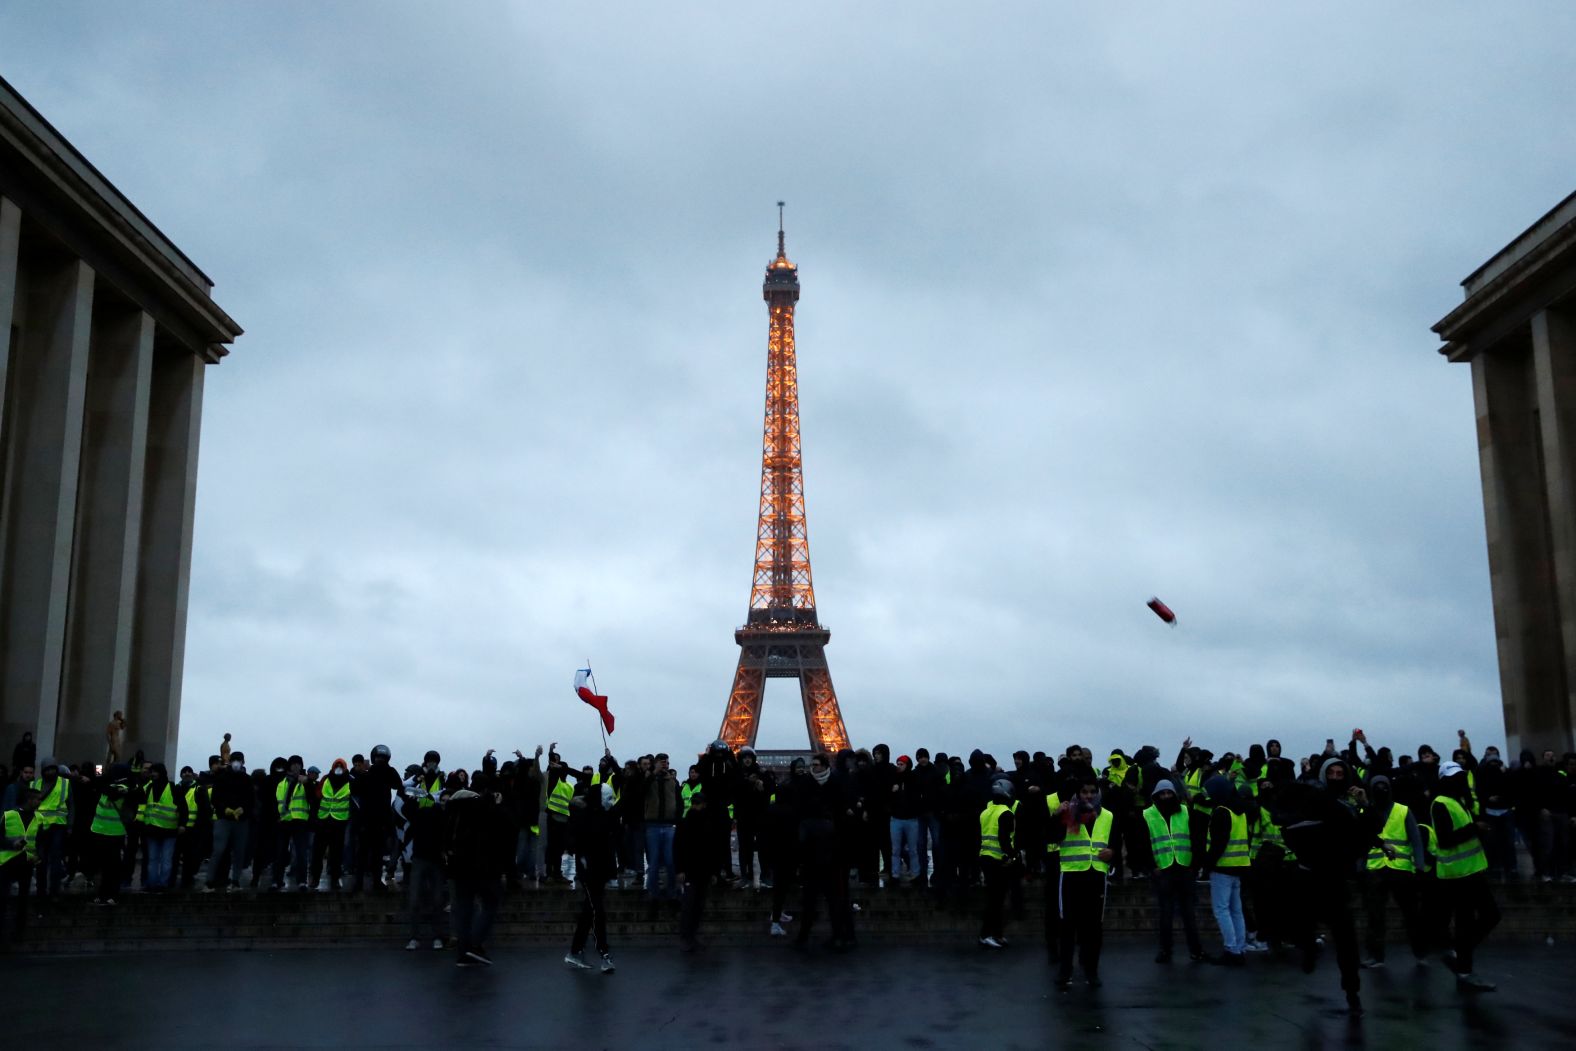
[92,792,126,837]
[276,779,311,822]
[1251,813,1295,862]
[417,775,443,809]
[319,781,351,821]
[30,777,70,828]
[592,773,622,806]
[1143,805,1192,869]
[1,809,39,865]
[1434,796,1487,880]
[183,785,204,828]
[1043,793,1062,855]
[548,779,574,819]
[1212,810,1251,868]
[680,782,701,817]
[979,802,1013,860]
[142,783,180,830]
[1060,809,1114,874]
[1366,802,1415,873]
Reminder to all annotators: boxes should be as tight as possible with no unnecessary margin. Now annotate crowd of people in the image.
[1,726,1572,1011]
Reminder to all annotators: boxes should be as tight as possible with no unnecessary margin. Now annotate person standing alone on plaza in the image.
[565,780,617,973]
[1144,780,1203,963]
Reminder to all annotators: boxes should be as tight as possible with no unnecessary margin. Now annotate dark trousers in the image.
[311,821,347,886]
[574,856,610,954]
[1057,868,1106,981]
[1041,854,1061,959]
[33,825,66,896]
[1153,865,1202,957]
[1362,868,1425,961]
[679,878,708,945]
[406,857,447,940]
[1440,873,1500,973]
[796,818,854,945]
[452,874,500,952]
[353,820,391,891]
[768,831,798,921]
[868,814,892,883]
[272,823,310,887]
[175,828,206,889]
[736,818,761,880]
[980,856,1011,939]
[0,856,30,941]
[546,819,569,879]
[93,833,124,900]
[1289,870,1360,993]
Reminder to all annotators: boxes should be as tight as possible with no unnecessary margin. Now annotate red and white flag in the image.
[574,668,614,734]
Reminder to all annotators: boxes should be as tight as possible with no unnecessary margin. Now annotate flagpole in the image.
[587,658,609,752]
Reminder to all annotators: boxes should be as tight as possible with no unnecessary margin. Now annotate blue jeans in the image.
[207,818,250,887]
[645,823,676,898]
[917,814,942,884]
[145,836,175,889]
[1209,870,1246,954]
[890,818,920,877]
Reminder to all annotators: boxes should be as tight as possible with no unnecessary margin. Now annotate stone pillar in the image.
[1532,307,1576,754]
[128,344,204,765]
[57,305,154,762]
[0,254,95,760]
[1473,345,1569,760]
[0,196,19,449]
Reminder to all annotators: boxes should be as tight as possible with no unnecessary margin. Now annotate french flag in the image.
[574,668,615,734]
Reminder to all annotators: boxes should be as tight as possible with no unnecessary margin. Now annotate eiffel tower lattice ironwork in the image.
[718,206,850,755]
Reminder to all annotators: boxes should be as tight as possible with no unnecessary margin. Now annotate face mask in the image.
[230,762,243,772]
[333,768,346,777]
[424,762,437,773]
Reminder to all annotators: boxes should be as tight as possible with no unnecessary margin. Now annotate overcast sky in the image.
[4,3,1574,774]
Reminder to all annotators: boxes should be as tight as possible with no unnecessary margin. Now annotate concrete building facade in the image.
[1434,190,1576,759]
[0,76,240,766]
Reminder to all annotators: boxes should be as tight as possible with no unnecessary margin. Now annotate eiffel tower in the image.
[717,206,851,755]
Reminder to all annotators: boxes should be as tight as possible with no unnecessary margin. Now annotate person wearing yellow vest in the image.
[272,757,314,892]
[978,778,1018,949]
[313,759,353,892]
[0,785,42,943]
[1201,774,1250,964]
[544,746,577,883]
[29,756,71,899]
[1144,780,1204,963]
[1049,773,1114,988]
[174,766,209,890]
[1358,775,1427,968]
[1431,761,1499,991]
[90,765,134,905]
[136,764,185,891]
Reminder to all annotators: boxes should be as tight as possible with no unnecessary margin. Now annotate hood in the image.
[1318,757,1350,786]
[1152,778,1179,799]
[1134,746,1159,766]
[1203,774,1236,805]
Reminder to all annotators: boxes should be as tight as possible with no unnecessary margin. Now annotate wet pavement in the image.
[5,940,1573,1048]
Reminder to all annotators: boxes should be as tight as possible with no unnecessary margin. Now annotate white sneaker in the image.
[405,939,420,951]
[432,938,445,950]
[770,922,787,937]
[979,936,1004,949]
[564,952,592,970]
[599,953,616,974]
[779,912,794,923]
[1245,941,1269,953]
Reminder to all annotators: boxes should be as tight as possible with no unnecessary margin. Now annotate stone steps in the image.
[14,882,1576,952]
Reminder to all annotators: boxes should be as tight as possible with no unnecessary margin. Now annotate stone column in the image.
[0,198,20,609]
[1473,345,1568,760]
[128,344,204,765]
[57,305,154,762]
[1532,307,1576,754]
[0,254,95,760]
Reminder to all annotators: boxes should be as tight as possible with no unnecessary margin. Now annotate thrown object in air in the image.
[1147,597,1177,626]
